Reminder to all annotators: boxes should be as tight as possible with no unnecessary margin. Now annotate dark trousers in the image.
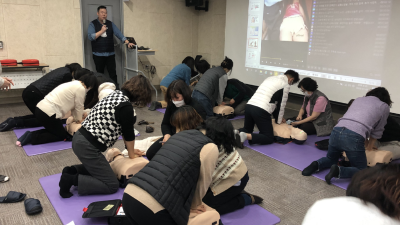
[72,130,119,195]
[146,137,164,161]
[31,108,69,145]
[192,90,214,119]
[288,115,317,135]
[18,85,44,128]
[122,193,177,225]
[92,54,118,86]
[239,104,274,145]
[203,172,249,215]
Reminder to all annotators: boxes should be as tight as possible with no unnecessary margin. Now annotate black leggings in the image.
[239,104,274,145]
[122,193,177,225]
[17,85,44,127]
[203,172,249,215]
[146,137,164,161]
[31,107,70,145]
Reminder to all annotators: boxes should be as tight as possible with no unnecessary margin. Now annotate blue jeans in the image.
[316,127,367,179]
[192,90,214,118]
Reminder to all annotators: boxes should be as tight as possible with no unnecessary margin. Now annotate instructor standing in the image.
[88,5,134,87]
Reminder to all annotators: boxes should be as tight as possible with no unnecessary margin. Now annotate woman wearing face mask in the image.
[290,77,334,136]
[146,80,207,160]
[192,57,234,118]
[0,63,83,132]
[16,73,98,146]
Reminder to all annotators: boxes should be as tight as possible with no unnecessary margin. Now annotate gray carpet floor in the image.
[0,94,345,225]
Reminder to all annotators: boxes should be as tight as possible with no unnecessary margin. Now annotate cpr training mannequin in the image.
[105,148,149,187]
[272,119,308,144]
[343,150,393,167]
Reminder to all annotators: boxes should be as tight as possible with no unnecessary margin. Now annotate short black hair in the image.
[65,63,82,77]
[221,56,233,71]
[73,68,92,80]
[366,87,393,107]
[195,55,210,74]
[284,70,300,84]
[197,116,239,154]
[298,77,318,92]
[78,73,97,90]
[165,80,192,106]
[97,5,107,12]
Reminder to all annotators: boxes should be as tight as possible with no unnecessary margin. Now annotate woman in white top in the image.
[302,164,400,225]
[16,71,97,146]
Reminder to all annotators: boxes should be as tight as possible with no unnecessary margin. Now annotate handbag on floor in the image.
[82,199,130,224]
[315,139,329,150]
[213,105,235,119]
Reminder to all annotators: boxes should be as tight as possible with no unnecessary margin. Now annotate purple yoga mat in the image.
[40,174,280,225]
[156,108,245,121]
[243,135,352,190]
[14,127,139,156]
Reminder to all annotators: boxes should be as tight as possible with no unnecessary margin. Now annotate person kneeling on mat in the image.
[146,80,206,160]
[147,105,205,160]
[302,164,400,225]
[0,63,82,132]
[149,56,196,110]
[222,78,255,116]
[236,70,300,147]
[59,75,152,198]
[17,71,97,146]
[289,77,334,136]
[192,57,233,118]
[201,117,263,215]
[302,87,391,184]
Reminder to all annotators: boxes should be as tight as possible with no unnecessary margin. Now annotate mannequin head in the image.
[105,148,123,162]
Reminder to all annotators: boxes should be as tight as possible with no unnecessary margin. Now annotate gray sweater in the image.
[194,66,227,104]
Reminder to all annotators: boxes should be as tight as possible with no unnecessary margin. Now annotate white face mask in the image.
[304,92,312,97]
[172,100,185,107]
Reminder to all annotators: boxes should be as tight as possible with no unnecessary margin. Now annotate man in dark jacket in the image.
[87,5,134,86]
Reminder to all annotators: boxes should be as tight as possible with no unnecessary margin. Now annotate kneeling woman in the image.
[16,72,97,146]
[201,117,263,215]
[290,77,334,136]
[0,63,82,131]
[302,87,391,184]
[59,75,152,198]
[146,80,206,160]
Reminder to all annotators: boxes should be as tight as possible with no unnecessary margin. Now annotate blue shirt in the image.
[88,19,127,56]
[160,64,191,88]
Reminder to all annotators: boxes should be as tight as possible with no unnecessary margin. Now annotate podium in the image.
[124,46,158,98]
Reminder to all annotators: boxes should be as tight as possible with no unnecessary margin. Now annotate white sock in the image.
[239,132,247,143]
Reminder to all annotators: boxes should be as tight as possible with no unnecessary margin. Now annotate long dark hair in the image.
[65,63,82,77]
[165,80,192,106]
[197,116,238,154]
[347,164,400,219]
[182,56,196,77]
[366,87,392,107]
[195,55,210,74]
[121,75,152,106]
[171,105,203,132]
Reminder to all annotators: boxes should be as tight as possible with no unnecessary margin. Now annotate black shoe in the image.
[0,118,16,132]
[234,130,244,149]
[146,125,154,133]
[0,117,12,127]
[325,164,339,185]
[148,101,162,111]
[302,161,319,176]
[242,190,263,204]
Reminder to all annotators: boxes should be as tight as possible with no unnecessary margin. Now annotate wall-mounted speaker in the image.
[185,0,204,7]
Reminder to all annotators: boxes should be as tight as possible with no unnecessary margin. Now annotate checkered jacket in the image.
[82,90,129,148]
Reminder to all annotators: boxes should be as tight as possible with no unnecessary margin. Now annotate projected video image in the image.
[262,0,312,42]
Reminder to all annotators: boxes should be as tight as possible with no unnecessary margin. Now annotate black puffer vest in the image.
[91,19,114,53]
[31,67,72,96]
[128,130,213,225]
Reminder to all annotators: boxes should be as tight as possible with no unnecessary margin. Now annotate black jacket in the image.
[379,116,400,142]
[128,130,213,225]
[31,67,72,96]
[226,79,255,108]
[161,98,206,136]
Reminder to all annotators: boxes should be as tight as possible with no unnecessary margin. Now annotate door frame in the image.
[79,0,125,78]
